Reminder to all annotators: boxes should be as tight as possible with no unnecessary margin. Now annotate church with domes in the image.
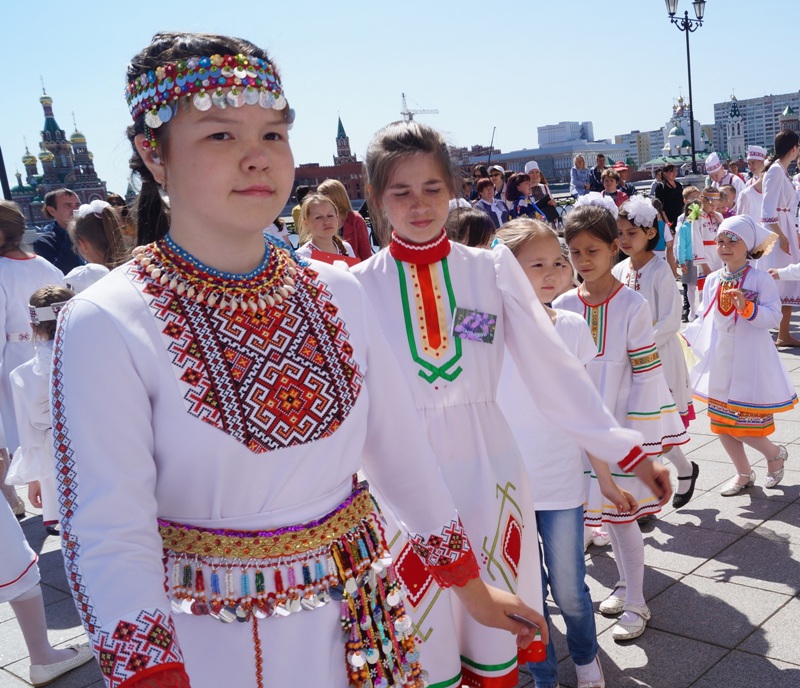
[11,90,107,227]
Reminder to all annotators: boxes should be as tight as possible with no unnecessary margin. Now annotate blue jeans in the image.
[528,506,598,688]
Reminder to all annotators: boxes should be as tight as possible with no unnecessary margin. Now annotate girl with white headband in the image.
[684,215,796,496]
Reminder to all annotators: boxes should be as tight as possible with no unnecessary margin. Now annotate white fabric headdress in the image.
[74,200,111,219]
[718,215,776,255]
[705,152,723,174]
[746,145,767,161]
[621,196,658,228]
[524,161,540,174]
[573,191,618,220]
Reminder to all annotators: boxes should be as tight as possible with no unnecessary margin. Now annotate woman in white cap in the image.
[684,215,795,495]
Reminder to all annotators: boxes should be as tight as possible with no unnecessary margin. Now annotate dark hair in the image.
[0,201,26,255]
[651,197,663,212]
[655,167,663,175]
[43,189,78,219]
[601,169,620,182]
[473,164,489,178]
[617,204,660,252]
[295,185,311,204]
[365,121,457,243]
[504,169,513,182]
[505,172,530,202]
[69,205,129,269]
[662,163,676,174]
[444,208,494,248]
[29,285,76,341]
[476,178,494,194]
[126,32,281,246]
[563,205,618,246]
[766,130,800,170]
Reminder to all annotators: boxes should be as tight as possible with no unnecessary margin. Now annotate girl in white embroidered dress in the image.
[613,197,698,509]
[295,193,357,263]
[53,32,544,688]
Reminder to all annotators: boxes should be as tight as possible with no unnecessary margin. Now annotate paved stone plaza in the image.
[2,345,800,688]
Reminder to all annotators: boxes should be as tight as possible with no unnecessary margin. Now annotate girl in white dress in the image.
[756,130,800,346]
[295,194,357,264]
[613,196,698,509]
[686,215,795,495]
[54,31,545,688]
[0,201,64,517]
[555,204,689,642]
[8,286,75,536]
[352,121,671,684]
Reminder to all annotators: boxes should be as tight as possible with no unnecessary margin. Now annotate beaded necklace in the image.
[132,234,297,313]
[718,263,749,316]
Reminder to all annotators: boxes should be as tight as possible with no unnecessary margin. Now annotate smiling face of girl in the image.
[716,231,748,271]
[379,153,451,244]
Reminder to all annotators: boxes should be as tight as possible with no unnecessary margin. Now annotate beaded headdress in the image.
[29,302,69,326]
[717,215,777,256]
[126,53,294,148]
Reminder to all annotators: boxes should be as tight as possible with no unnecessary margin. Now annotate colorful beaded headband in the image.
[29,302,68,326]
[126,53,294,147]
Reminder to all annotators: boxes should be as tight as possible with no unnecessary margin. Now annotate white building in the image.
[538,121,594,147]
[713,91,800,153]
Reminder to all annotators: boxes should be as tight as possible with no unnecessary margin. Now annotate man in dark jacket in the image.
[34,189,82,274]
[588,154,607,192]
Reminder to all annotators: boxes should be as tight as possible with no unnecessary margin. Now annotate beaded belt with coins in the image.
[159,486,425,688]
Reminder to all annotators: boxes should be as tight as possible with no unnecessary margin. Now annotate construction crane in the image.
[400,93,438,122]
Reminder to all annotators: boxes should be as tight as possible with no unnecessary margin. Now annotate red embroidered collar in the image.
[389,229,451,265]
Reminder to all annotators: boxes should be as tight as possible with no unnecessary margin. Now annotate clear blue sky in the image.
[1,0,796,196]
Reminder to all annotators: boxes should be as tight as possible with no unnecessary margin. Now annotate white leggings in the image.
[606,521,645,608]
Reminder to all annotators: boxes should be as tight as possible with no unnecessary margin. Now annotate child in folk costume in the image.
[295,193,358,264]
[554,202,689,641]
[0,201,65,519]
[496,218,640,688]
[7,286,75,536]
[352,121,671,686]
[690,188,724,290]
[613,196,699,508]
[0,497,94,686]
[55,32,550,688]
[685,215,795,494]
[754,130,800,347]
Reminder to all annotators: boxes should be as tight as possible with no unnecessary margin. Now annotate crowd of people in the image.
[1,29,800,688]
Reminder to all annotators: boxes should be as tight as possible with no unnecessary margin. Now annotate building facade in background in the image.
[10,92,107,227]
[713,91,800,155]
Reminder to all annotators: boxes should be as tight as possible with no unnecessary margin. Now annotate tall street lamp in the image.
[665,0,706,174]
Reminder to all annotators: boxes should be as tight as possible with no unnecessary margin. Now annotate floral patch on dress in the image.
[452,307,497,343]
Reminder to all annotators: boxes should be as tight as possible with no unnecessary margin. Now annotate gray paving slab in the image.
[739,597,800,667]
[692,532,800,596]
[751,502,800,543]
[690,650,800,688]
[647,574,790,648]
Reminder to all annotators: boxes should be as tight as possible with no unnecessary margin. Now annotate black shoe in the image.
[45,525,61,537]
[681,313,689,323]
[672,461,700,509]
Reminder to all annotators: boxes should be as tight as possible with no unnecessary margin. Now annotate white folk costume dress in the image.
[53,234,487,688]
[736,184,762,223]
[352,232,646,688]
[0,255,64,451]
[0,495,40,603]
[691,211,723,278]
[554,285,689,526]
[757,161,800,306]
[712,172,746,197]
[683,265,797,436]
[612,256,695,428]
[7,341,59,527]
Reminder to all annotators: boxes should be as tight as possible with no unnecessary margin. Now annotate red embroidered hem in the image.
[428,550,480,588]
[121,664,189,688]
[618,445,646,472]
[389,229,451,265]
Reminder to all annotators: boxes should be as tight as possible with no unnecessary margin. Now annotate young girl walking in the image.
[497,218,640,688]
[8,286,75,536]
[54,32,547,688]
[352,121,670,685]
[295,193,358,264]
[685,215,796,494]
[64,200,128,292]
[554,203,689,641]
[613,196,699,508]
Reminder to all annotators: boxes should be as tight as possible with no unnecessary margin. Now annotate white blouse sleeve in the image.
[493,245,645,470]
[651,263,682,348]
[761,165,781,225]
[8,365,51,484]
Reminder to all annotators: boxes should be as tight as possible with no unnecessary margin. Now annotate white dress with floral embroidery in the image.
[353,239,647,687]
[554,285,689,525]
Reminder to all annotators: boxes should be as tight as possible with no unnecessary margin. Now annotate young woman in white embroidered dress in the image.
[613,197,698,509]
[352,121,671,686]
[555,203,689,642]
[53,32,545,688]
[0,202,65,518]
[294,193,357,262]
[755,130,800,346]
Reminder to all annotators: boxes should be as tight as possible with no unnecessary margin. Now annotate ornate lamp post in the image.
[665,0,706,174]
